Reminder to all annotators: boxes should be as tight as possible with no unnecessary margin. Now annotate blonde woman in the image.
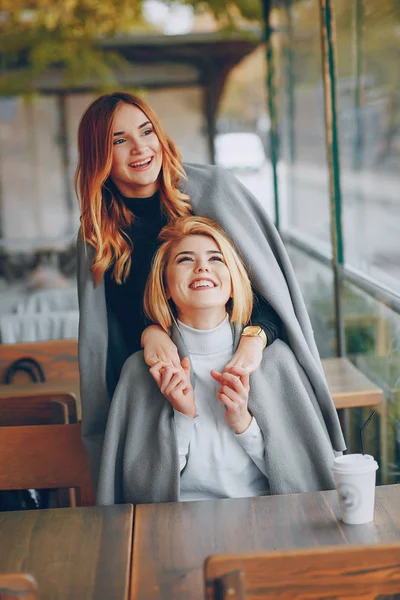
[77,92,345,491]
[97,217,337,505]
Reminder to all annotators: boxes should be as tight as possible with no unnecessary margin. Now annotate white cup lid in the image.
[332,453,378,474]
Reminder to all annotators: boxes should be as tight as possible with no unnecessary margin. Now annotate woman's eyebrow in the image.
[113,121,152,136]
[174,250,223,259]
[174,250,195,259]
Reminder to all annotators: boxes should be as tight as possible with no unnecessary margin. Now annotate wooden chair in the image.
[0,392,79,507]
[0,423,95,507]
[0,339,78,385]
[204,543,400,599]
[0,573,37,600]
[0,392,78,426]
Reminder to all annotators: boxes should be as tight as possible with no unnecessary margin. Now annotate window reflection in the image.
[335,0,400,292]
[276,0,331,249]
[286,245,336,358]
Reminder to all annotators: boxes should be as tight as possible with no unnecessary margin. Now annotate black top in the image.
[105,191,282,357]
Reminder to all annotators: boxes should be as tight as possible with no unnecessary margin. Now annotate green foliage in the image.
[0,0,145,94]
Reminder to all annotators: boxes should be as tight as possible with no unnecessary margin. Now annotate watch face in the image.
[244,326,261,335]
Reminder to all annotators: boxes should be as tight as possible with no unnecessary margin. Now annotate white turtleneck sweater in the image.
[174,316,270,502]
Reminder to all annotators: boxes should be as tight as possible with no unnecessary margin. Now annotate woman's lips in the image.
[128,156,154,171]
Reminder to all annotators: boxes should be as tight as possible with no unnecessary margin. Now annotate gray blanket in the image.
[77,162,346,493]
[97,324,337,505]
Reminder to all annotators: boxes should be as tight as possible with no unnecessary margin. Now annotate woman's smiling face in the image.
[165,234,233,329]
[110,102,162,198]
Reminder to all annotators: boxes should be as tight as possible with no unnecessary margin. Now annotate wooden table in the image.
[0,504,133,600]
[131,484,400,600]
[322,357,383,409]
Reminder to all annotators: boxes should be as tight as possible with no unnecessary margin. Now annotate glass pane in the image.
[334,0,400,293]
[286,244,336,359]
[275,1,332,251]
[344,281,400,485]
[217,48,275,220]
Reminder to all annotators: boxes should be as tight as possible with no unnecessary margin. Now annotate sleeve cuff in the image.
[234,416,263,451]
[173,409,196,450]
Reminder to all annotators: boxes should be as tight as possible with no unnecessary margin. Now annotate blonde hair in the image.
[75,92,192,285]
[144,216,253,332]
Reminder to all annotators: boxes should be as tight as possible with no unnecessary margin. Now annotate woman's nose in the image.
[195,261,209,272]
[130,138,145,154]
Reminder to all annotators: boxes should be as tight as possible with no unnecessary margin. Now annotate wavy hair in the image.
[75,92,192,285]
[144,216,254,331]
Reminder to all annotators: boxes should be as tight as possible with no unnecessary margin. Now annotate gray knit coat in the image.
[77,163,346,499]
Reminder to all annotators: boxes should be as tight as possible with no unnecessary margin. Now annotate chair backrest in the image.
[0,423,95,506]
[0,339,78,384]
[0,573,37,600]
[204,543,400,599]
[0,392,78,426]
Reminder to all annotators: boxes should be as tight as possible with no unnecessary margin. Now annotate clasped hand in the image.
[149,358,196,418]
[211,367,252,434]
[151,362,252,434]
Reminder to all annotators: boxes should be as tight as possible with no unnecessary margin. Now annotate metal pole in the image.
[319,0,349,444]
[262,0,280,230]
[353,0,364,172]
[319,0,345,357]
[204,82,216,165]
[56,94,75,234]
[284,0,296,165]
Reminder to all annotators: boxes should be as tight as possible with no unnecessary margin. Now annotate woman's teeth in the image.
[190,280,215,289]
[129,157,152,168]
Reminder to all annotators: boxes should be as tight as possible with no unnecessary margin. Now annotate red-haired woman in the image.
[76,92,345,490]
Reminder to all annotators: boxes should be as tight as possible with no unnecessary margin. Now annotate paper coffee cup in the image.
[332,454,379,525]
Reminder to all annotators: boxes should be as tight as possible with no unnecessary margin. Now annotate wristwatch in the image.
[241,325,268,349]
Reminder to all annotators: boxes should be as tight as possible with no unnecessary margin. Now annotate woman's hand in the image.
[211,367,252,434]
[142,325,181,370]
[150,357,196,418]
[224,335,264,375]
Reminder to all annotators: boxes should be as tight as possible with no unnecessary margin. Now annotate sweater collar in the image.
[176,315,233,355]
[122,190,160,215]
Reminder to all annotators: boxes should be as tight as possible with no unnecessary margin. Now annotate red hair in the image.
[75,92,191,284]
